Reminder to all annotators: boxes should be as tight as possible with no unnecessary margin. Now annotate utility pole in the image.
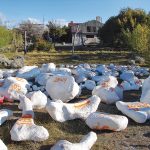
[24,30,27,55]
[72,25,79,55]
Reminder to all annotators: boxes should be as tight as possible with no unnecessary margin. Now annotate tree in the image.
[19,20,45,46]
[0,26,12,48]
[11,29,23,52]
[122,24,150,55]
[47,20,66,46]
[99,8,150,47]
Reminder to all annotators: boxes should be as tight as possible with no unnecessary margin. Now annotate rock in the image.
[0,54,11,68]
[32,85,39,91]
[84,80,96,90]
[10,56,24,68]
[135,56,145,64]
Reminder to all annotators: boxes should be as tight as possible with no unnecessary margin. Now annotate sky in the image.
[0,0,150,27]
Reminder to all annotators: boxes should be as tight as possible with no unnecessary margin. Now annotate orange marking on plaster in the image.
[94,125,115,131]
[17,114,33,125]
[9,83,21,92]
[128,103,150,111]
[74,99,90,109]
[53,77,67,83]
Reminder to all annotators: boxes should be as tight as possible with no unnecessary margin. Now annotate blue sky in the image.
[0,0,150,27]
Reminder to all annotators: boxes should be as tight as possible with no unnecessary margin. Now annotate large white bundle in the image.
[0,109,13,125]
[92,86,120,104]
[10,115,49,141]
[84,80,96,90]
[16,66,40,80]
[116,101,150,123]
[35,73,52,86]
[97,76,118,88]
[46,75,80,102]
[46,95,101,122]
[0,139,7,150]
[51,132,97,150]
[41,63,56,73]
[25,91,47,109]
[0,77,28,100]
[140,76,150,103]
[85,112,128,131]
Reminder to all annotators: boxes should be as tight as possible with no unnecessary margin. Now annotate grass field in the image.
[3,50,141,66]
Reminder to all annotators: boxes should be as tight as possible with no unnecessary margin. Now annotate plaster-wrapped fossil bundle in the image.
[46,95,101,122]
[46,75,80,102]
[140,76,150,103]
[10,115,49,141]
[116,101,150,123]
[19,91,47,110]
[16,66,40,80]
[0,77,29,100]
[0,139,7,150]
[10,95,49,141]
[85,112,128,131]
[51,132,97,150]
[0,109,13,125]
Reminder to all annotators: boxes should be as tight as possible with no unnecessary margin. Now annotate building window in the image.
[93,27,96,32]
[86,35,94,38]
[87,26,91,32]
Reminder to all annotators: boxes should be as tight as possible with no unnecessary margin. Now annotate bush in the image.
[122,24,150,55]
[36,39,55,52]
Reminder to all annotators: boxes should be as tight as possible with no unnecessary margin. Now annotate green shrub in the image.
[36,39,55,52]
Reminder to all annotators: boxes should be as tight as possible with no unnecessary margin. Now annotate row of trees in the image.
[99,8,150,55]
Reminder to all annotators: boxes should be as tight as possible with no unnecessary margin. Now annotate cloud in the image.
[0,12,6,25]
[27,17,42,24]
[51,19,68,27]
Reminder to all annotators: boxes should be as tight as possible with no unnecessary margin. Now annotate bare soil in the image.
[1,89,150,150]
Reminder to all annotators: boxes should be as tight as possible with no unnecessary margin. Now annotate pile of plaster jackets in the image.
[0,62,150,150]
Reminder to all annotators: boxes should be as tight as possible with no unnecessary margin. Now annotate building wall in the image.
[71,20,102,45]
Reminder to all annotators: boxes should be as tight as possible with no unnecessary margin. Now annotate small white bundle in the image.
[84,80,96,90]
[116,101,150,123]
[46,75,80,102]
[0,139,7,150]
[46,95,101,122]
[0,109,13,125]
[140,76,150,103]
[41,63,56,73]
[16,66,40,80]
[92,86,121,104]
[10,115,49,141]
[85,112,128,131]
[21,91,47,109]
[51,132,97,150]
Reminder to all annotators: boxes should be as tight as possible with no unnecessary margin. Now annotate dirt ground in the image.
[1,89,150,150]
